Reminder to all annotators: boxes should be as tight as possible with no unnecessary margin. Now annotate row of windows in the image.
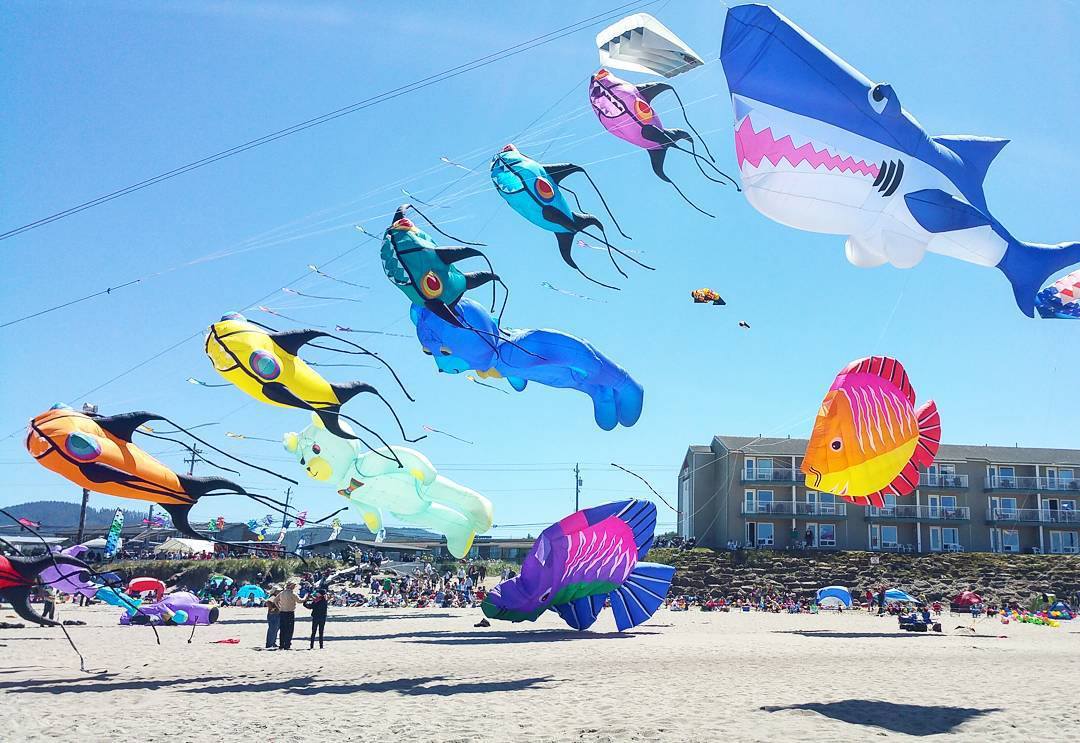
[746,457,1077,483]
[740,522,1079,554]
[745,489,1077,512]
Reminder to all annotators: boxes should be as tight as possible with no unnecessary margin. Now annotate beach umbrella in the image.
[816,586,852,608]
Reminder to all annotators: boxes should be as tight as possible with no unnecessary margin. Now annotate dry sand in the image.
[1,603,1078,742]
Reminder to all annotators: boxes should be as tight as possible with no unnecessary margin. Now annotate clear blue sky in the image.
[2,1,1078,536]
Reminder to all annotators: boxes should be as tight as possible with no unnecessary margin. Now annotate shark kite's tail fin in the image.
[998,240,1080,317]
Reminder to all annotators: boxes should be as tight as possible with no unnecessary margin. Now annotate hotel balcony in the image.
[1038,477,1080,492]
[865,505,971,522]
[985,508,1080,524]
[984,475,1040,491]
[740,502,848,518]
[740,468,801,484]
[918,473,969,489]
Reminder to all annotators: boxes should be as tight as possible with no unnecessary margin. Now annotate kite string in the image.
[611,463,680,513]
[153,416,297,486]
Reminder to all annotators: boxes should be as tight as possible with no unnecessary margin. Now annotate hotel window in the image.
[1050,531,1079,554]
[872,525,898,549]
[943,527,959,549]
[991,497,1017,519]
[757,458,774,479]
[756,522,775,546]
[745,490,754,513]
[745,458,755,480]
[819,523,836,547]
[993,529,1020,553]
[989,465,1016,488]
[756,490,774,512]
[819,492,836,514]
[930,527,942,551]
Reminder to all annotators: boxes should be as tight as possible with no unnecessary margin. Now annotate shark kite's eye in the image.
[868,84,889,114]
[249,350,281,380]
[420,271,444,299]
[830,438,843,451]
[535,177,555,201]
[65,432,101,462]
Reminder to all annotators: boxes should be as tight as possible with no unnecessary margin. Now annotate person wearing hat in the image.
[303,586,329,649]
[275,581,299,650]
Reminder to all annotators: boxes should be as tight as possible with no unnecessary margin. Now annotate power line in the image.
[0,1,653,242]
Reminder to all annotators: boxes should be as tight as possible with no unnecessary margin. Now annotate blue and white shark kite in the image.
[720,4,1080,317]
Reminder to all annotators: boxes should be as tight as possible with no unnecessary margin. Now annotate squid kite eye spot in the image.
[535,177,555,201]
[830,438,843,451]
[249,350,281,380]
[634,99,654,122]
[65,432,101,462]
[420,271,444,299]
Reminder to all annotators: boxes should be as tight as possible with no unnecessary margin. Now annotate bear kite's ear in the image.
[283,432,299,453]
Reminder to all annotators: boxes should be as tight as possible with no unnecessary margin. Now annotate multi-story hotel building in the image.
[678,436,1080,555]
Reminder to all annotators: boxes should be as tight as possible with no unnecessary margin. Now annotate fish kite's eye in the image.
[539,589,552,604]
[868,83,889,114]
[311,443,321,455]
[65,432,101,462]
[535,177,555,201]
[420,271,444,299]
[830,438,843,451]
[439,346,453,356]
[249,350,282,381]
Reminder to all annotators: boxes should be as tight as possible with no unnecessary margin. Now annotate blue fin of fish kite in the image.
[615,499,658,559]
[551,593,608,631]
[608,562,675,631]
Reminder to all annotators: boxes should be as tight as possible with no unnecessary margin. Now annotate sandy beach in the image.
[2,604,1077,742]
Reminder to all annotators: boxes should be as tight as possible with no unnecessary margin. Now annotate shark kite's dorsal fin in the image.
[94,411,166,442]
[932,136,1009,183]
[269,329,328,357]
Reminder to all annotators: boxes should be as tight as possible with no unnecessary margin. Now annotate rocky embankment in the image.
[650,548,1080,605]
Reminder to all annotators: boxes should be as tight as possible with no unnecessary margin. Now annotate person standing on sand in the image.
[304,588,329,650]
[42,586,57,621]
[276,582,299,650]
[265,588,281,649]
[877,586,887,616]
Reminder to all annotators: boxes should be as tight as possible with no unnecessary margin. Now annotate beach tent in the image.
[154,538,213,555]
[951,591,983,609]
[209,574,233,587]
[128,577,166,601]
[816,586,853,608]
[1049,600,1073,620]
[237,584,267,601]
[885,589,916,604]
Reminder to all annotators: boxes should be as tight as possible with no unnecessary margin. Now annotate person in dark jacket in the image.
[304,588,329,649]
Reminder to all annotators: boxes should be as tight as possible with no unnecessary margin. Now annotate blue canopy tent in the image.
[236,584,267,601]
[885,588,916,604]
[816,585,852,608]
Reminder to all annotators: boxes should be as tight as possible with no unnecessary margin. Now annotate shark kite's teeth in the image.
[735,116,880,178]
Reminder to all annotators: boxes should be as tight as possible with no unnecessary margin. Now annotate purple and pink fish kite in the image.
[481,499,674,631]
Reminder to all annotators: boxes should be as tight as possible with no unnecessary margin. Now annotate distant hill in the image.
[3,501,149,529]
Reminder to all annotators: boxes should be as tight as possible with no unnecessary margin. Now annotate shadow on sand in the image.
[216,612,457,626]
[321,628,651,645]
[770,630,941,640]
[1,674,236,694]
[180,674,556,696]
[761,700,1001,736]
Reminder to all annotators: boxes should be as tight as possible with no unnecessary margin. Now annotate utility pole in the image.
[75,402,98,543]
[574,463,582,512]
[184,447,203,475]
